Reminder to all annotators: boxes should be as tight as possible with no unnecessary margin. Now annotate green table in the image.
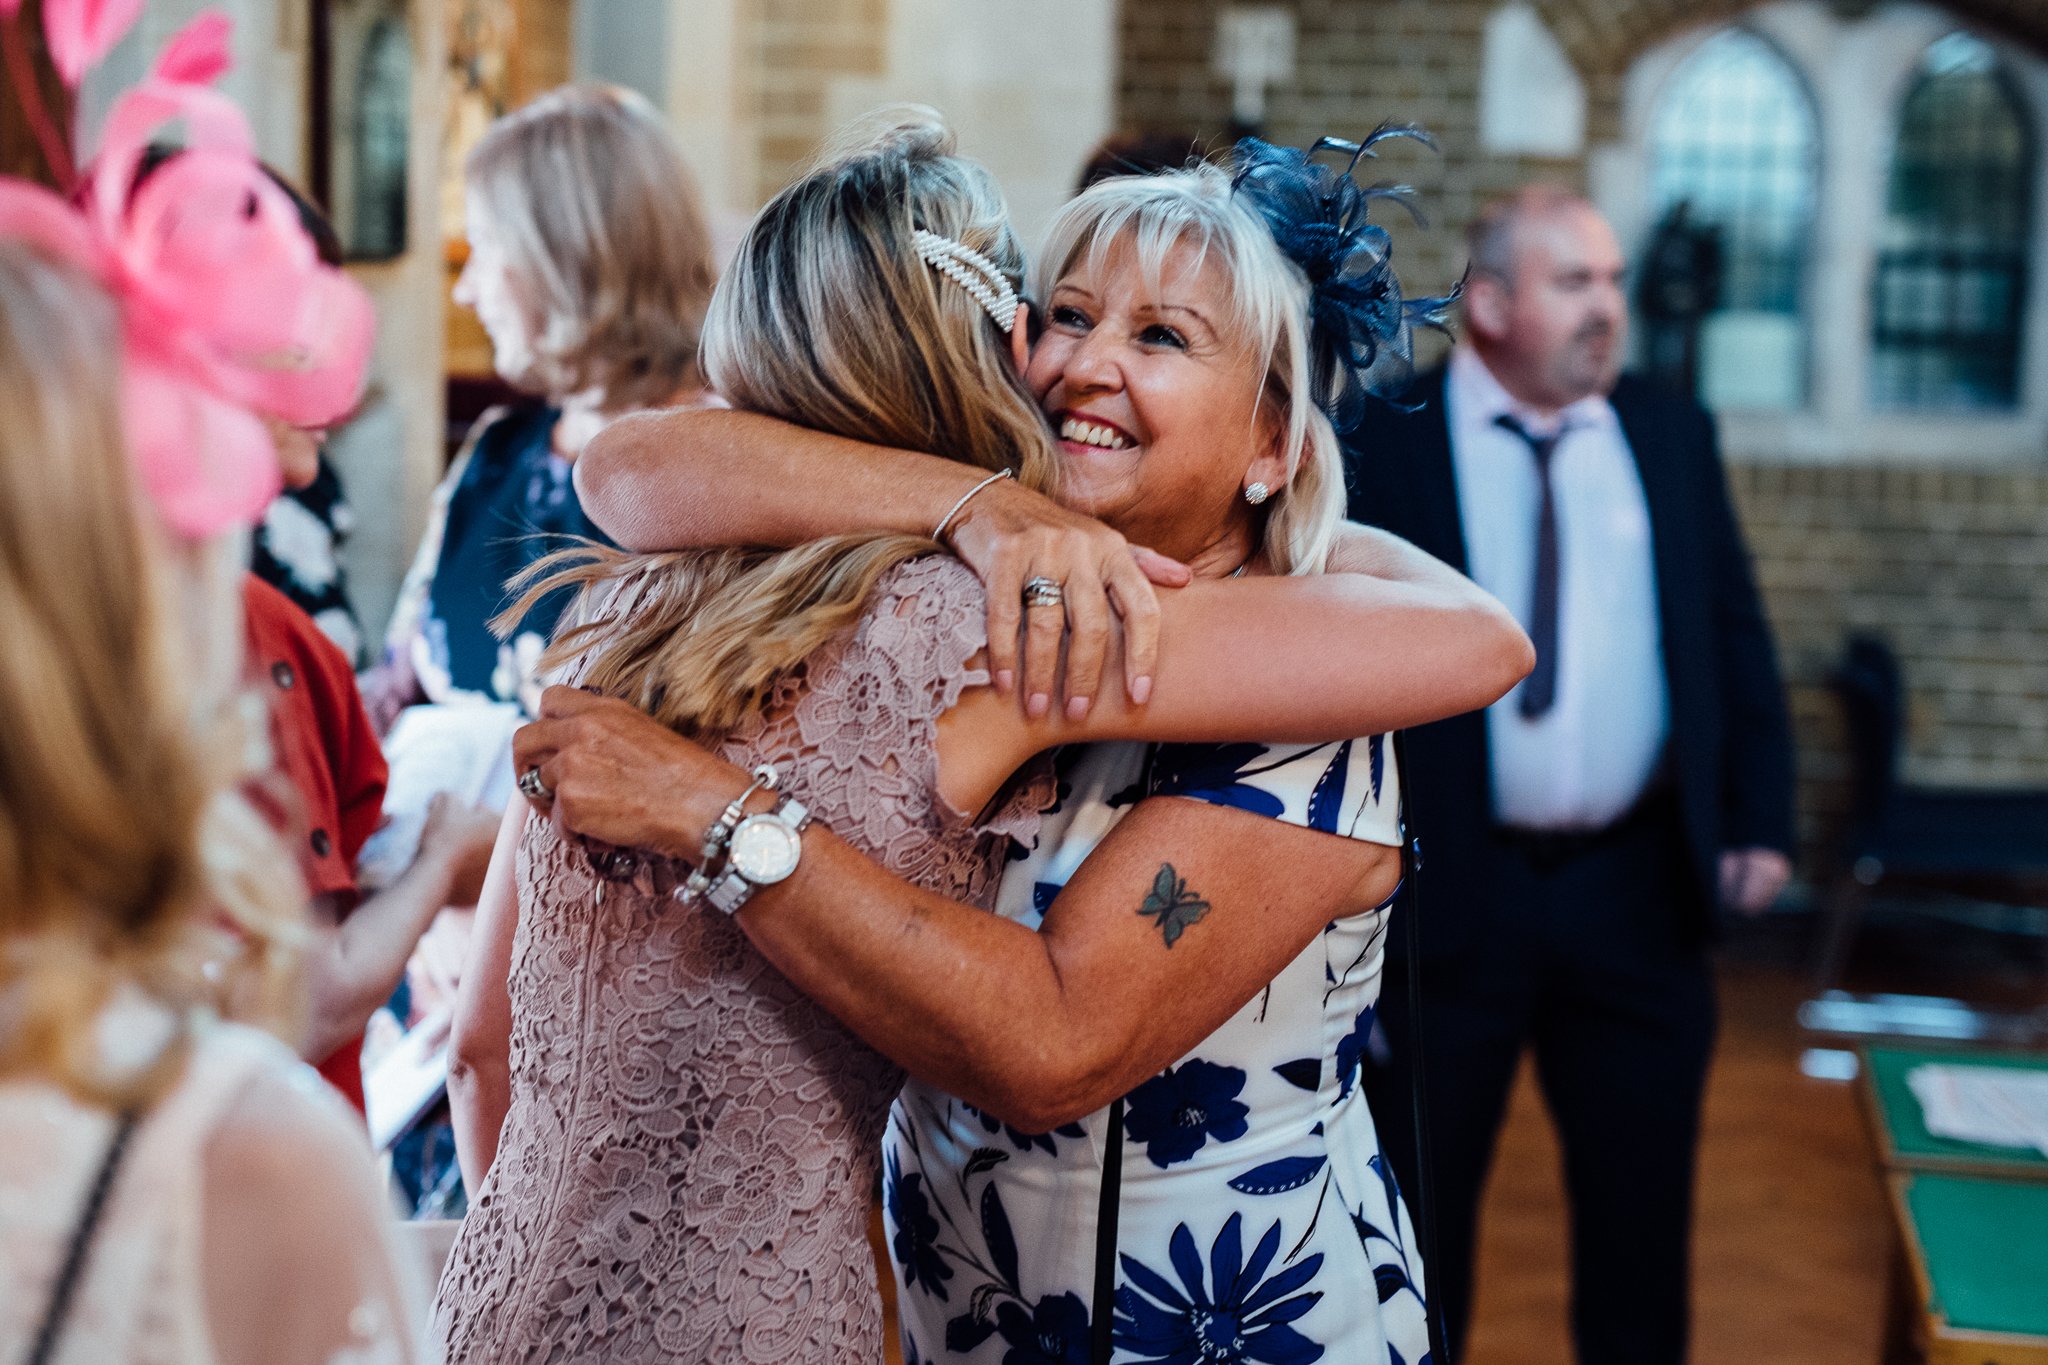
[1889,1173,2048,1363]
[1862,1045,2048,1178]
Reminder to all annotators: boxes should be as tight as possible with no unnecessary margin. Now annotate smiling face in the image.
[453,190,539,387]
[1026,234,1290,570]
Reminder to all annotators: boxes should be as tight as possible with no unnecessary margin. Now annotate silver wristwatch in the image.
[704,795,812,915]
[680,765,780,904]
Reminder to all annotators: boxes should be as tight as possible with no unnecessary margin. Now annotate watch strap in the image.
[700,795,810,916]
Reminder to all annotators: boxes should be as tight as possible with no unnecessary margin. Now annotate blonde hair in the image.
[1036,163,1346,575]
[466,83,717,411]
[504,112,1056,738]
[0,242,303,1109]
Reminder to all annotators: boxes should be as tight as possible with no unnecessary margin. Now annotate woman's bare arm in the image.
[577,408,1186,708]
[578,408,977,549]
[446,801,525,1188]
[931,558,1530,814]
[514,694,1397,1131]
[297,797,497,1063]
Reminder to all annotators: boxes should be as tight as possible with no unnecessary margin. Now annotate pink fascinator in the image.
[0,3,374,537]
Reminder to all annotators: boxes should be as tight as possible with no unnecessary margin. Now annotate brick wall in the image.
[1122,0,1552,299]
[1119,0,2048,872]
[744,0,889,204]
[1732,462,2048,862]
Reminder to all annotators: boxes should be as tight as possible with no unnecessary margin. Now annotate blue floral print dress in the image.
[883,737,1431,1365]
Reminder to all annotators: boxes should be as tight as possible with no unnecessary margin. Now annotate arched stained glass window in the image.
[1647,29,1819,410]
[1871,33,2034,410]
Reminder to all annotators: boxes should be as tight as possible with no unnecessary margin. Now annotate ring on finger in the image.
[518,765,554,803]
[1021,575,1065,609]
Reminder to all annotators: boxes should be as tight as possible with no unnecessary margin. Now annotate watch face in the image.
[729,816,802,884]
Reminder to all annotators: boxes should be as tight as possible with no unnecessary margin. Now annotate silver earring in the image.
[1244,482,1271,506]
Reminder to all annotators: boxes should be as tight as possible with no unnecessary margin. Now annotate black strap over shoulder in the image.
[1088,1095,1126,1365]
[26,1109,140,1365]
[1088,742,1161,1365]
[1392,729,1451,1365]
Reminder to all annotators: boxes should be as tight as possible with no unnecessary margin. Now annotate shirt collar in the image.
[1451,346,1617,439]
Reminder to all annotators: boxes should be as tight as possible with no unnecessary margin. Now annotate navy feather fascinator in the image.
[1231,127,1458,431]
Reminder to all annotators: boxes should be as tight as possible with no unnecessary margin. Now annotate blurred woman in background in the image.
[0,239,424,1364]
[363,82,717,728]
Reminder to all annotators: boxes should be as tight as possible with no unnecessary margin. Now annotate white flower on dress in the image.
[492,631,547,712]
[313,607,362,665]
[259,495,341,592]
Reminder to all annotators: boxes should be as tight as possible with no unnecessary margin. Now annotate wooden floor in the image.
[874,956,1911,1365]
[1464,959,1892,1364]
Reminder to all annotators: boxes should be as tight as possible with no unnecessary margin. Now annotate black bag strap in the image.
[25,1109,140,1365]
[1088,740,1161,1365]
[1390,729,1450,1365]
[1088,1095,1126,1365]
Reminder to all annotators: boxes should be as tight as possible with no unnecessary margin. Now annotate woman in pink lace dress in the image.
[433,118,1525,1365]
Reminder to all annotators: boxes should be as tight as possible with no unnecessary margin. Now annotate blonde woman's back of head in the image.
[467,83,717,411]
[516,110,1057,738]
[0,241,299,1108]
[704,109,1054,489]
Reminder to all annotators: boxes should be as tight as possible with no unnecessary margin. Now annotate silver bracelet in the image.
[678,764,779,904]
[932,468,1014,542]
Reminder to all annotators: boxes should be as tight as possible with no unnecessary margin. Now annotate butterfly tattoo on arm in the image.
[1137,863,1211,948]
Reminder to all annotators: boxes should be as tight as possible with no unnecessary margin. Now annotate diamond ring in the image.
[1022,575,1065,609]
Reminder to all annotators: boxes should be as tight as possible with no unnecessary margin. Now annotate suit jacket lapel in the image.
[1402,368,1470,575]
[1610,380,1691,680]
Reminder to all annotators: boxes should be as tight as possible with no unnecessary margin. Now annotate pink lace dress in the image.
[432,557,1046,1364]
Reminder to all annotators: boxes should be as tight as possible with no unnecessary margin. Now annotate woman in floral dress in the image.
[540,140,1522,1362]
[442,120,1520,1364]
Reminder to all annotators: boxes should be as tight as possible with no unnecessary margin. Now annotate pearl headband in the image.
[913,228,1021,332]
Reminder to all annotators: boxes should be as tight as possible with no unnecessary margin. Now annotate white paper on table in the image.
[1906,1063,2048,1158]
[365,1006,452,1152]
[356,701,522,890]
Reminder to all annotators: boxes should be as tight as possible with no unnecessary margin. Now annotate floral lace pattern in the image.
[433,556,1049,1364]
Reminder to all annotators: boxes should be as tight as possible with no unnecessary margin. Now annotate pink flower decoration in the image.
[150,9,230,87]
[0,78,373,537]
[42,0,145,87]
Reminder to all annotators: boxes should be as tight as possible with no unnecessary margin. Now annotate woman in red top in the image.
[245,421,497,1112]
[240,175,499,1111]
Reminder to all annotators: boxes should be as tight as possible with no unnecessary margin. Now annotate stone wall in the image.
[1118,0,2048,872]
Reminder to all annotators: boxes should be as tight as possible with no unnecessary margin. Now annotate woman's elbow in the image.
[1446,596,1534,713]
[445,1027,507,1100]
[1493,609,1537,693]
[573,418,640,516]
[970,1049,1120,1135]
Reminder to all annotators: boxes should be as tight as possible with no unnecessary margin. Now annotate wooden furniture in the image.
[1884,1173,2048,1365]
[1858,1045,2048,1363]
[1859,1045,2048,1180]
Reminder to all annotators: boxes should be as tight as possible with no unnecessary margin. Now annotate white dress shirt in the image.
[1445,346,1670,831]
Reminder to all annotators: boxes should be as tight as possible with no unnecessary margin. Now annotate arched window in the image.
[1646,29,1819,411]
[1872,33,2034,410]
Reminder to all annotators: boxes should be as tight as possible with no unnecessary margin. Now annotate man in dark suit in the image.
[1352,188,1796,1365]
